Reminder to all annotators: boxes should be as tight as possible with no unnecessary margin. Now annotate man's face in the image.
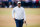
[18,3,21,7]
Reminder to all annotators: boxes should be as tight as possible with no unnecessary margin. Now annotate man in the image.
[36,0,39,8]
[32,0,36,8]
[16,0,21,2]
[12,1,26,27]
[25,0,29,7]
[39,0,40,7]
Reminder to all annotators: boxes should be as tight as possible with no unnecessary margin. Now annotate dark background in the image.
[0,0,40,8]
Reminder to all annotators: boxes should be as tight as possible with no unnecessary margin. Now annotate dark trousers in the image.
[15,19,24,27]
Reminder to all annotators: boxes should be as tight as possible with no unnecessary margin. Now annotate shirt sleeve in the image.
[23,8,26,21]
[12,8,15,18]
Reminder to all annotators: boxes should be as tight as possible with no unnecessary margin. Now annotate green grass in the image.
[0,25,40,27]
[0,8,40,27]
[0,26,15,27]
[25,9,40,15]
[0,10,11,15]
[0,9,40,15]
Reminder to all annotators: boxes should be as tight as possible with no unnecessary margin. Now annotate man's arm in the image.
[12,8,15,20]
[23,8,26,23]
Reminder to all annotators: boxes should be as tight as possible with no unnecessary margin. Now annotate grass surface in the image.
[0,8,40,15]
[0,25,40,27]
[0,8,40,27]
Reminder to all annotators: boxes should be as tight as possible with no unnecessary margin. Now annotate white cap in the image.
[17,1,21,4]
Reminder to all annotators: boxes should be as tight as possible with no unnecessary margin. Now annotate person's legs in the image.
[15,19,20,27]
[19,19,24,27]
[15,19,24,27]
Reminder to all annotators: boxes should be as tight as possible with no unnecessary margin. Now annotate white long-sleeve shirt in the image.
[12,6,26,21]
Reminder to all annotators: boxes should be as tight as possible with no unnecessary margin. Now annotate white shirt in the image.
[12,6,26,21]
[32,0,36,3]
[9,5,12,8]
[25,0,29,3]
[16,0,20,1]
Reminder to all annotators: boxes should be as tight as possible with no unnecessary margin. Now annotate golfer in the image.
[12,1,26,27]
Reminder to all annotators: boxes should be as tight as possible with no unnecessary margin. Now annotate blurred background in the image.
[0,0,40,27]
[0,0,40,8]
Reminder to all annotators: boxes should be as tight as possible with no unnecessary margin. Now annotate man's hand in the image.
[24,21,26,24]
[13,18,15,20]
